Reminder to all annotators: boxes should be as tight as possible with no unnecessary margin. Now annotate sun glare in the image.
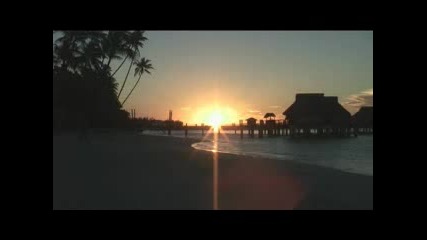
[208,111,223,131]
[192,106,239,130]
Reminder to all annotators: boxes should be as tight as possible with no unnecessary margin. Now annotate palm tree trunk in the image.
[106,57,112,69]
[121,73,142,106]
[117,59,133,98]
[102,57,112,73]
[111,55,128,77]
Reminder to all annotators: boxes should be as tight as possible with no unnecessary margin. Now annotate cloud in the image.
[268,105,282,109]
[343,89,373,113]
[247,109,261,114]
[180,106,191,111]
[343,89,373,107]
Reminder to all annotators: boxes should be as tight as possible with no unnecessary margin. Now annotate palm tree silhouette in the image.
[79,40,104,71]
[54,31,99,72]
[117,31,147,99]
[121,57,153,106]
[54,34,79,71]
[103,31,128,75]
[53,30,153,130]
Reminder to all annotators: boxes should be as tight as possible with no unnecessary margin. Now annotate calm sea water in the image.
[141,129,373,176]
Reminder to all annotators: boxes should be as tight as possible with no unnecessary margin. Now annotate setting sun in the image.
[53,31,373,210]
[192,106,239,128]
[208,111,223,131]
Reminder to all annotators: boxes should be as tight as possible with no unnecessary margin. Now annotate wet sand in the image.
[53,132,373,210]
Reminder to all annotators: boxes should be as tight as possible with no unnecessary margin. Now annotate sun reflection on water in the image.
[213,129,219,210]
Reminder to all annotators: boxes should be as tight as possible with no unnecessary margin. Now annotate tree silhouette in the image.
[103,31,128,75]
[121,57,153,106]
[79,40,104,71]
[53,30,153,131]
[117,31,147,99]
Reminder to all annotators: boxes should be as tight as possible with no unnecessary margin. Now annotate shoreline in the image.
[53,132,373,210]
[141,130,373,177]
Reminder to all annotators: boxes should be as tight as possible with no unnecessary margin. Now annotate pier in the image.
[137,93,372,139]
[141,120,372,139]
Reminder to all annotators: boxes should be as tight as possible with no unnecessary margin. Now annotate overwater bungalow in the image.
[263,113,277,136]
[283,93,351,136]
[352,106,373,134]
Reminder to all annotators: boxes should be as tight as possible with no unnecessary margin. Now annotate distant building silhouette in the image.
[283,93,351,136]
[264,113,276,120]
[246,117,257,125]
[246,117,257,137]
[263,113,277,136]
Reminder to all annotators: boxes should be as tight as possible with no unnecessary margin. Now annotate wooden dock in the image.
[145,119,370,138]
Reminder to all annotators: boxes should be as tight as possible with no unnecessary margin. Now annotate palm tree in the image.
[103,31,128,74]
[78,40,104,71]
[54,40,78,71]
[117,31,147,99]
[54,31,90,72]
[264,113,276,120]
[54,30,135,129]
[53,30,153,129]
[121,57,153,106]
[56,31,91,51]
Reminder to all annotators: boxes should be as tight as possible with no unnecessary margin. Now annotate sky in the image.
[55,31,373,125]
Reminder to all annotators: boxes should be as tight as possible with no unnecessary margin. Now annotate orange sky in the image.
[54,31,373,125]
[116,31,372,125]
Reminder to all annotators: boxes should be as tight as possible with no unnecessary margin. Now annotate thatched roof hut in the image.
[283,93,351,128]
[246,117,257,126]
[264,113,276,120]
[352,106,373,128]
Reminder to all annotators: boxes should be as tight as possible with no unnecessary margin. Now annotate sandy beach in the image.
[53,132,373,210]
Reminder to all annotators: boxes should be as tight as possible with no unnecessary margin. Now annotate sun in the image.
[208,111,223,131]
[192,106,239,129]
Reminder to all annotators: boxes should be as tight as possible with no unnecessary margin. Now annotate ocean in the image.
[141,129,373,176]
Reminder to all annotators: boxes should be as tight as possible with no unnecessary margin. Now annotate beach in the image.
[53,132,373,210]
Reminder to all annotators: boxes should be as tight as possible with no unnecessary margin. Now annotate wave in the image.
[141,130,373,176]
